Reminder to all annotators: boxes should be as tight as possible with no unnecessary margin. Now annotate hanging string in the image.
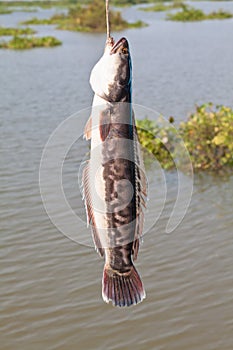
[105,0,111,40]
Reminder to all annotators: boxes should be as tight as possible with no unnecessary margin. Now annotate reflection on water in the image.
[1,2,233,349]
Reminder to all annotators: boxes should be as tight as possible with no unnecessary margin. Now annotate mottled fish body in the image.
[83,37,147,307]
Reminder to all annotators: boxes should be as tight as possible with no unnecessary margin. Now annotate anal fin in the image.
[84,116,92,140]
[82,161,104,256]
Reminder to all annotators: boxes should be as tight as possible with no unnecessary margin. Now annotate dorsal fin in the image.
[132,113,148,261]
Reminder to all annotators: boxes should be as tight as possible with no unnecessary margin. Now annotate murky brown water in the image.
[1,2,233,349]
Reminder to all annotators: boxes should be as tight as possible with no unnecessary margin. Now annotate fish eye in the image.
[122,47,128,54]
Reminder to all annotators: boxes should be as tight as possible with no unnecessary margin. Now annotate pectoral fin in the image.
[84,116,92,140]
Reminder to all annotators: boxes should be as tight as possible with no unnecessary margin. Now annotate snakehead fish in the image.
[82,37,147,307]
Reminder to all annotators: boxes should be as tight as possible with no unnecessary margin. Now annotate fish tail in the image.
[102,264,146,307]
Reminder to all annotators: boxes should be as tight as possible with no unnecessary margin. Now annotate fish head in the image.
[90,37,131,102]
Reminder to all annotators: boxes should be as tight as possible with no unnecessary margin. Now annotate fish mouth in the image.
[110,37,128,55]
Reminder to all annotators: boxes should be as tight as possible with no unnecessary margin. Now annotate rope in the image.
[105,0,111,39]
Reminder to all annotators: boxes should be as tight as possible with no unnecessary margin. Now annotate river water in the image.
[0,2,233,350]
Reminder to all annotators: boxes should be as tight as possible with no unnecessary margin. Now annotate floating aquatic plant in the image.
[0,26,36,36]
[167,4,233,21]
[0,35,62,49]
[137,104,233,172]
[22,0,147,32]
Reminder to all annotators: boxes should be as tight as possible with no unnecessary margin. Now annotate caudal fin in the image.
[102,265,146,307]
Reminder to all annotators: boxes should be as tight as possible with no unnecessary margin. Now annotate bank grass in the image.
[0,35,62,49]
[140,1,184,12]
[137,103,233,172]
[167,4,233,21]
[22,0,147,32]
[0,26,36,36]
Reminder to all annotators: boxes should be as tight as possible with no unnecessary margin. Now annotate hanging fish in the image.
[82,37,147,307]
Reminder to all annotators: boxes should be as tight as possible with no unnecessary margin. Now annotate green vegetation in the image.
[22,0,146,32]
[0,26,36,36]
[140,3,168,12]
[0,35,62,49]
[140,1,184,12]
[0,0,75,9]
[137,117,176,170]
[0,5,38,14]
[180,104,233,171]
[167,4,233,21]
[112,0,153,6]
[207,9,233,19]
[0,0,153,9]
[137,104,233,172]
[18,8,38,13]
[0,5,12,14]
[21,16,58,25]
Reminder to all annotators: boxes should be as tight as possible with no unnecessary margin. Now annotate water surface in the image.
[0,3,233,349]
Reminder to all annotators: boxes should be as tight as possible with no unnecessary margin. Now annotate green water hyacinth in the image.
[0,6,12,14]
[0,26,36,36]
[137,104,233,172]
[180,104,233,171]
[136,117,176,170]
[0,0,73,9]
[167,4,233,21]
[22,0,146,32]
[140,1,184,12]
[0,35,62,49]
